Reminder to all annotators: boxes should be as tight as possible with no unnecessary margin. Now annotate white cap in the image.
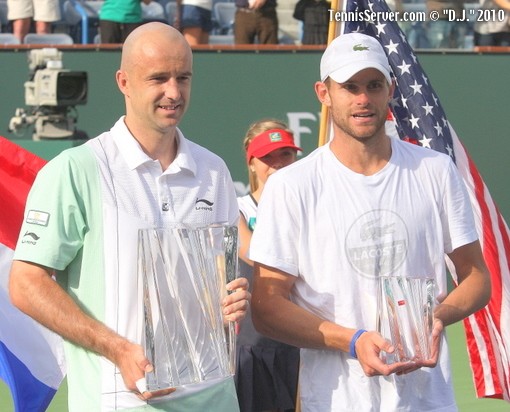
[320,33,392,84]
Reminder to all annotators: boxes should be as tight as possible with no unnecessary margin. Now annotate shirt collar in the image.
[111,116,197,175]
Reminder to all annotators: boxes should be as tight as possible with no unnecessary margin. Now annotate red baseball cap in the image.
[246,129,302,162]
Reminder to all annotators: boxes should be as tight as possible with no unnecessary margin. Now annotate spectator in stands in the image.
[474,0,510,46]
[174,0,213,45]
[426,0,467,48]
[7,0,61,43]
[234,0,278,44]
[293,0,330,45]
[235,119,301,412]
[99,0,152,43]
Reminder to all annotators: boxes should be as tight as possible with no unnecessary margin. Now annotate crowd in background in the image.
[397,0,510,48]
[0,0,509,46]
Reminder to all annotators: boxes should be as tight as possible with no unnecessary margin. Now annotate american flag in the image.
[333,0,510,401]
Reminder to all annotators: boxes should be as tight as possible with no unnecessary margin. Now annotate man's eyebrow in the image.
[146,70,193,77]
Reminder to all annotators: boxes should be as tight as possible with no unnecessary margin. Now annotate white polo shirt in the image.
[14,117,240,411]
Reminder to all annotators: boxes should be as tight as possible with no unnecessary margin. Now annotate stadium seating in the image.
[63,0,103,43]
[213,2,235,35]
[0,32,19,44]
[24,32,74,44]
[142,1,166,22]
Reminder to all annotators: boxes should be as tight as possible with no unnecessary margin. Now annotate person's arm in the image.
[251,262,412,377]
[491,0,510,12]
[249,0,268,9]
[436,240,491,326]
[9,260,173,400]
[174,0,182,30]
[238,214,254,266]
[10,261,249,394]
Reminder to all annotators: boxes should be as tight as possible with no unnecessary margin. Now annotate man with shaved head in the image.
[9,22,248,411]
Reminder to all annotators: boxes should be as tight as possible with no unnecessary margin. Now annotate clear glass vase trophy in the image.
[138,224,238,391]
[377,276,435,364]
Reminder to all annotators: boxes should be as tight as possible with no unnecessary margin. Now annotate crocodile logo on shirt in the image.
[353,44,369,51]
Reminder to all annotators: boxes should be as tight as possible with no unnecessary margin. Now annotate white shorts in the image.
[7,0,61,22]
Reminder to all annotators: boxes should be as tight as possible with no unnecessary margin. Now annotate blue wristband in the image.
[349,329,367,358]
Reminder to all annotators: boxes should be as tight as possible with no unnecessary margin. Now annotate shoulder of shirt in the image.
[268,144,329,179]
[237,194,254,208]
[393,138,452,164]
[179,133,229,167]
[41,141,95,172]
[255,146,326,196]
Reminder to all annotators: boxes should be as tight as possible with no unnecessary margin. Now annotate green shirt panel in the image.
[14,144,106,411]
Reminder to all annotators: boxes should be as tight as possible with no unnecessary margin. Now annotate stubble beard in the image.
[335,112,387,143]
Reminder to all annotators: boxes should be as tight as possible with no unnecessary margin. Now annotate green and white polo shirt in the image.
[14,117,240,411]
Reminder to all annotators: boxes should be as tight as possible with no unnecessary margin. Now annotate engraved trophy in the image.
[377,276,435,364]
[138,224,238,391]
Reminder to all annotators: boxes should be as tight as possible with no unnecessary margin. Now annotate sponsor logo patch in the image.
[26,210,50,226]
[353,44,369,51]
[21,231,40,245]
[195,198,214,211]
[268,132,283,142]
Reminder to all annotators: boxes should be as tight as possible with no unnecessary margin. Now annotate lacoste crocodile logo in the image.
[353,44,369,51]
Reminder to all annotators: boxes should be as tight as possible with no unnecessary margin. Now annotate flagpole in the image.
[317,0,342,147]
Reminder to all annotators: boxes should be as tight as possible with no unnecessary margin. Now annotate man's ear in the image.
[315,81,331,106]
[116,70,129,96]
[388,80,396,102]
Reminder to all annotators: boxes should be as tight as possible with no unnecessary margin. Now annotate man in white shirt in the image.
[249,33,491,411]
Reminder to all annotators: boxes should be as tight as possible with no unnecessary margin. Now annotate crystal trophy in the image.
[138,224,239,391]
[377,276,435,364]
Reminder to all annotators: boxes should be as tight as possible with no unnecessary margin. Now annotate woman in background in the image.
[174,0,213,45]
[235,119,301,412]
[474,0,510,46]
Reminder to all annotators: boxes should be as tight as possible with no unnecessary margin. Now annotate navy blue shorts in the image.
[181,5,213,32]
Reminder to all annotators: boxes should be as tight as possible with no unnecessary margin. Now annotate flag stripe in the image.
[0,341,56,412]
[457,134,510,399]
[0,138,46,250]
[0,136,65,412]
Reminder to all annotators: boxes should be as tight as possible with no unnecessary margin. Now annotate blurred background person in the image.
[426,0,467,48]
[235,119,301,412]
[99,0,152,43]
[293,0,330,45]
[234,0,278,44]
[175,0,213,45]
[474,0,510,46]
[7,0,61,43]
